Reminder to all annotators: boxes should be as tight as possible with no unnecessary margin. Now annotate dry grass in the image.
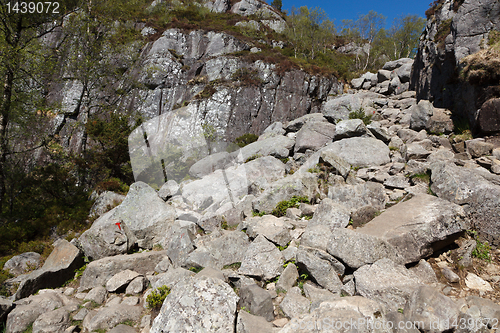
[460,44,500,85]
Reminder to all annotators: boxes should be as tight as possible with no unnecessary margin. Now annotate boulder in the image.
[323,137,390,167]
[239,215,293,247]
[84,286,107,304]
[149,267,195,290]
[296,247,343,294]
[105,270,141,293]
[300,225,333,251]
[89,182,176,249]
[82,304,142,332]
[80,250,169,291]
[409,100,434,131]
[150,276,239,333]
[294,121,336,153]
[357,194,468,264]
[107,324,138,333]
[404,286,461,332]
[32,308,70,333]
[354,258,424,311]
[396,62,413,83]
[308,198,350,231]
[319,150,351,179]
[238,284,274,321]
[383,58,413,71]
[3,252,41,276]
[284,113,327,133]
[430,161,500,246]
[280,296,387,333]
[158,180,180,199]
[279,287,310,319]
[326,228,402,269]
[6,291,78,333]
[466,139,494,158]
[238,235,284,280]
[334,119,371,140]
[276,263,299,292]
[0,297,14,325]
[13,240,84,300]
[88,191,125,220]
[188,152,236,179]
[303,282,339,310]
[328,182,387,213]
[78,220,137,260]
[252,172,318,214]
[236,310,276,333]
[321,91,384,122]
[377,69,392,82]
[478,98,500,134]
[238,135,294,161]
[160,220,197,266]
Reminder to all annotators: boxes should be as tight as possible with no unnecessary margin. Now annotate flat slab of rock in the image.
[106,270,141,293]
[239,215,293,247]
[357,194,468,264]
[465,273,493,292]
[238,235,284,280]
[328,182,387,213]
[236,310,276,333]
[82,304,142,332]
[294,121,336,153]
[308,198,350,231]
[150,276,239,333]
[239,284,274,321]
[80,251,169,291]
[13,240,84,300]
[323,137,390,167]
[327,228,402,269]
[354,258,424,312]
[296,247,343,294]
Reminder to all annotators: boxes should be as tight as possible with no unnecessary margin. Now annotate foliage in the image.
[271,0,282,12]
[231,68,263,86]
[245,154,262,163]
[271,196,309,217]
[222,262,242,270]
[348,107,372,125]
[189,266,204,273]
[252,211,266,217]
[146,285,171,310]
[234,133,259,148]
[425,0,445,19]
[434,19,452,49]
[469,230,492,262]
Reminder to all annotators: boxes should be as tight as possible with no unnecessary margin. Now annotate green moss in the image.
[434,19,452,49]
[234,133,259,148]
[222,262,241,270]
[189,266,204,273]
[245,154,262,162]
[348,107,372,125]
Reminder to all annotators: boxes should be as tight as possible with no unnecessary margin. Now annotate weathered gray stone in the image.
[284,113,327,133]
[0,297,13,324]
[107,324,137,333]
[321,91,384,122]
[239,284,274,321]
[465,273,493,292]
[236,310,276,333]
[280,296,387,333]
[296,247,343,294]
[276,263,298,292]
[82,304,142,332]
[158,180,180,199]
[383,58,414,71]
[354,258,424,312]
[302,282,339,310]
[195,267,225,281]
[300,225,332,251]
[88,191,125,220]
[308,198,350,231]
[239,215,293,247]
[319,150,351,179]
[404,286,461,332]
[358,194,467,264]
[324,137,390,167]
[367,122,392,143]
[84,286,107,304]
[238,235,284,280]
[160,220,197,266]
[279,287,310,319]
[334,119,370,140]
[442,266,460,283]
[403,142,432,161]
[106,270,141,293]
[383,175,410,189]
[78,220,137,260]
[409,100,434,131]
[294,121,336,153]
[4,252,41,276]
[80,251,168,291]
[328,182,387,213]
[239,135,294,160]
[396,62,413,83]
[6,291,78,333]
[13,240,84,300]
[430,161,500,246]
[351,77,365,89]
[409,259,438,285]
[150,276,239,333]
[188,152,235,179]
[377,69,392,82]
[466,139,494,158]
[326,228,402,269]
[89,182,176,249]
[252,172,318,214]
[32,308,70,333]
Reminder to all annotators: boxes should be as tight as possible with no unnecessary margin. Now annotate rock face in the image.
[411,0,500,133]
[150,276,239,333]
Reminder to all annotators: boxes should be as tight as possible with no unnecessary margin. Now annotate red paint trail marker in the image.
[115,222,122,231]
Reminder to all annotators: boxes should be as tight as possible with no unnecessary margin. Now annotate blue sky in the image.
[281,0,430,28]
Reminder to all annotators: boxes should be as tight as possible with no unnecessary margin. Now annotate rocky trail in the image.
[2,55,500,333]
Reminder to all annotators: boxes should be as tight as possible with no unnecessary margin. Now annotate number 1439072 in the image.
[6,2,59,14]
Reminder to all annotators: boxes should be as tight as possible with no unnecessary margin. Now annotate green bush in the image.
[271,196,309,217]
[348,107,372,125]
[234,133,258,148]
[146,285,171,310]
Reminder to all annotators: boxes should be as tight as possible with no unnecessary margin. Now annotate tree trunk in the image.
[0,68,14,213]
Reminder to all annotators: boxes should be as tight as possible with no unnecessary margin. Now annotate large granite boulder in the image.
[12,240,84,300]
[323,137,390,167]
[150,276,239,333]
[3,252,41,276]
[357,194,468,264]
[238,235,284,280]
[430,161,500,246]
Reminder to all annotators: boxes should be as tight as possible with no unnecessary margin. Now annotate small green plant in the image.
[252,211,266,217]
[277,242,290,251]
[240,306,251,313]
[189,266,204,273]
[146,285,171,310]
[222,262,241,270]
[283,259,295,269]
[245,154,262,162]
[348,107,372,125]
[234,133,259,148]
[469,230,492,262]
[280,157,289,164]
[308,167,321,173]
[297,273,309,295]
[152,244,164,251]
[271,196,309,217]
[398,308,404,314]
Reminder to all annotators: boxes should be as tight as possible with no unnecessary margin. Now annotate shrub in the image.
[231,68,263,86]
[271,196,309,217]
[348,107,372,125]
[234,133,258,148]
[434,19,452,49]
[146,285,171,310]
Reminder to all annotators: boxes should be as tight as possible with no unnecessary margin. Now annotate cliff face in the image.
[411,0,500,133]
[51,5,341,154]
